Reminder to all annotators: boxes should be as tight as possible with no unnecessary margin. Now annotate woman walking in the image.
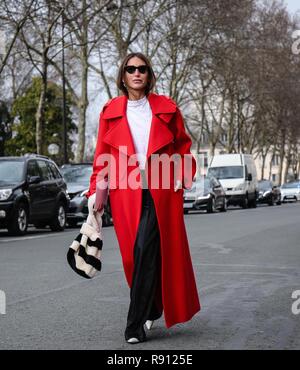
[86,52,200,344]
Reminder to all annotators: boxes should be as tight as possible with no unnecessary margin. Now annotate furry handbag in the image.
[67,217,103,279]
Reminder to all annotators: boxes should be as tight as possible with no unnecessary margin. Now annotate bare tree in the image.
[0,0,37,75]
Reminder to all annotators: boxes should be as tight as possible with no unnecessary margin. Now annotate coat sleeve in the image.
[172,106,197,190]
[86,109,111,199]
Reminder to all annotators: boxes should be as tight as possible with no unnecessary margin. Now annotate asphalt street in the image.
[0,202,300,350]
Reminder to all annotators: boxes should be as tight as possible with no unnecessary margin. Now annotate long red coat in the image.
[87,93,201,328]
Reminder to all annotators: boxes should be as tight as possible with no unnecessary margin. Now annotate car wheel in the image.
[268,196,274,206]
[207,197,216,213]
[220,198,227,212]
[184,209,189,214]
[241,195,248,209]
[8,203,28,236]
[251,196,257,208]
[50,202,66,231]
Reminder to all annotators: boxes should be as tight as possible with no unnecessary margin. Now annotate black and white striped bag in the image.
[67,222,103,279]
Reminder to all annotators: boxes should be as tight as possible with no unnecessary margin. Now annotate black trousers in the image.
[124,186,163,341]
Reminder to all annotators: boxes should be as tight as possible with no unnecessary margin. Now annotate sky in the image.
[284,0,300,14]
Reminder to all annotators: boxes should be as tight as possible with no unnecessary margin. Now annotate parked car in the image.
[207,153,258,208]
[280,181,300,202]
[257,180,281,206]
[183,176,227,214]
[60,163,113,227]
[0,154,69,235]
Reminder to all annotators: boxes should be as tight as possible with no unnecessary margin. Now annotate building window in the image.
[272,174,276,182]
[221,133,228,143]
[200,133,208,144]
[198,151,208,168]
[272,155,279,166]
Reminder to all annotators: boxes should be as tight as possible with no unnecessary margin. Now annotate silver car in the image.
[60,163,113,227]
[183,176,227,214]
[280,181,300,202]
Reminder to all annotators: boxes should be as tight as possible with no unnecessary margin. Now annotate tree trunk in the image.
[278,129,286,186]
[35,66,47,155]
[283,155,291,183]
[261,152,267,180]
[75,0,88,162]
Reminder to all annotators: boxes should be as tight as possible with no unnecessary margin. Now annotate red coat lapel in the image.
[146,93,176,158]
[102,93,177,160]
[102,95,136,158]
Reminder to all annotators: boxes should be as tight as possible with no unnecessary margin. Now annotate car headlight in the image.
[79,189,88,197]
[0,189,13,201]
[234,183,244,191]
[197,193,211,199]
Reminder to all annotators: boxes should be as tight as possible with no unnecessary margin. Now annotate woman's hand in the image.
[87,193,104,232]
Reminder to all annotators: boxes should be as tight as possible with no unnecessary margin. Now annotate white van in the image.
[207,154,258,208]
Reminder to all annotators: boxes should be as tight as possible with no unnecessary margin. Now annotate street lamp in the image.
[48,143,59,156]
[61,6,68,164]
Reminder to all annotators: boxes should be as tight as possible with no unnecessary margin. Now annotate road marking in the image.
[198,242,232,254]
[6,269,123,307]
[0,230,76,243]
[193,262,297,270]
[207,271,289,277]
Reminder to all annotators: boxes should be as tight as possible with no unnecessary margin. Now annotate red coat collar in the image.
[102,93,177,159]
[102,93,177,120]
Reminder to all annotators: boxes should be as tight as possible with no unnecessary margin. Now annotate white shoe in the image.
[127,337,140,344]
[145,320,154,330]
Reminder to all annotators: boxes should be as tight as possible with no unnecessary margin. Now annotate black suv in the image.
[0,155,70,235]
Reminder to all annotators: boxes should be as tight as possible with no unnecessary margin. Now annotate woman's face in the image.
[123,56,149,93]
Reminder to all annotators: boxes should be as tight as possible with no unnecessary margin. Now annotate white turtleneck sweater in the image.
[126,95,152,170]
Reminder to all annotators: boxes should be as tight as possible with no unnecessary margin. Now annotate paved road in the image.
[0,202,300,350]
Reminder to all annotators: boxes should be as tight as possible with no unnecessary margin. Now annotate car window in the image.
[210,178,219,188]
[281,182,300,189]
[0,160,24,184]
[204,178,211,190]
[258,181,271,190]
[48,162,62,180]
[207,166,244,179]
[27,160,40,178]
[216,180,222,188]
[37,160,52,181]
[60,165,92,186]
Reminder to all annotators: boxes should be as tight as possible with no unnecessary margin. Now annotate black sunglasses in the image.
[124,65,149,74]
